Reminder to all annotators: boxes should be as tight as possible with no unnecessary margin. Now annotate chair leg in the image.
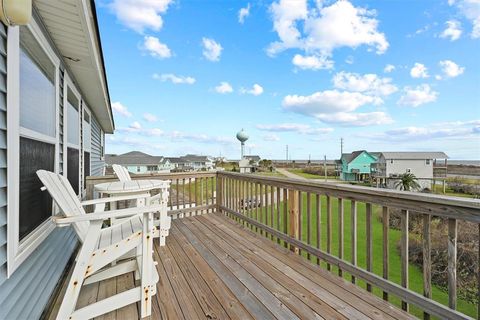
[56,221,102,320]
[140,212,154,318]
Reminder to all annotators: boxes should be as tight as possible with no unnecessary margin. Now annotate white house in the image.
[0,2,113,319]
[372,152,448,190]
[106,151,172,174]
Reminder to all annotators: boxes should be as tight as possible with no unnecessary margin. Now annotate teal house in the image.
[340,150,378,181]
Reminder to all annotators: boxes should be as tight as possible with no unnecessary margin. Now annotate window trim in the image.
[7,20,61,277]
[64,73,82,196]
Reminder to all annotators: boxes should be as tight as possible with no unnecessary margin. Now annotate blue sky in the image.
[97,0,480,160]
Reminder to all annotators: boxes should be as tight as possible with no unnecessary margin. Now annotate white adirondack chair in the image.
[37,170,167,319]
[112,164,132,181]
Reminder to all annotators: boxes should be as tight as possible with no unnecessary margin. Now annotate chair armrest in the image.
[52,205,163,225]
[81,193,151,206]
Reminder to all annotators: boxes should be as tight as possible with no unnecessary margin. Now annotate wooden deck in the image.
[49,213,414,320]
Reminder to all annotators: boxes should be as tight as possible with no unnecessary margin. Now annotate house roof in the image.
[244,155,261,161]
[380,152,449,160]
[34,0,114,133]
[182,154,211,162]
[105,151,163,166]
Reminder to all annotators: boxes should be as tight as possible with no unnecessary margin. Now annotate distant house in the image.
[239,159,255,173]
[166,154,215,171]
[340,151,378,181]
[244,155,261,166]
[372,152,448,189]
[106,151,171,174]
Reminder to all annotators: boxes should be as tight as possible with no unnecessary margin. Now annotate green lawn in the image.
[240,189,477,318]
[287,168,339,180]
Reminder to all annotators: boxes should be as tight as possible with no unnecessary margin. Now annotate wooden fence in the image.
[217,171,480,320]
[86,170,480,319]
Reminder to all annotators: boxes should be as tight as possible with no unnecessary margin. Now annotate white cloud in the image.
[410,63,429,78]
[143,113,158,123]
[292,54,333,70]
[283,90,383,116]
[170,131,235,144]
[202,38,223,62]
[332,72,398,96]
[153,73,196,84]
[256,123,333,134]
[440,20,463,41]
[142,36,172,59]
[384,64,395,73]
[109,0,173,33]
[448,0,480,38]
[439,60,465,78]
[129,121,142,130]
[112,102,132,117]
[345,56,354,64]
[316,111,393,126]
[268,0,388,69]
[215,82,233,94]
[281,90,391,126]
[238,3,251,24]
[241,84,264,96]
[367,121,480,141]
[398,84,438,107]
[263,134,280,141]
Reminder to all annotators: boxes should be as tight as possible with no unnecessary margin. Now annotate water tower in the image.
[236,129,249,159]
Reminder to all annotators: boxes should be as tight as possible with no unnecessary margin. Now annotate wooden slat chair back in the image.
[37,170,161,319]
[37,170,89,242]
[112,164,132,181]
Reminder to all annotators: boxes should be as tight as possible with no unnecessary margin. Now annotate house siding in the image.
[91,116,104,177]
[0,23,8,286]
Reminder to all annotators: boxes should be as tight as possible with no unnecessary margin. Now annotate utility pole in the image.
[286,145,289,163]
[324,155,327,182]
[340,137,344,157]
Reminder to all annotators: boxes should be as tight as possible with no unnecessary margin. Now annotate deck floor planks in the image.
[193,214,347,320]
[48,212,414,320]
[165,230,231,319]
[168,227,254,320]
[208,213,415,320]
[182,216,326,320]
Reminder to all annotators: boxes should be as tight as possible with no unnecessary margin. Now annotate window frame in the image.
[82,104,92,195]
[64,73,82,196]
[7,20,61,277]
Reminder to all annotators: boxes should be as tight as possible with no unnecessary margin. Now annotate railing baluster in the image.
[383,206,389,300]
[351,200,357,283]
[188,178,192,211]
[326,195,332,271]
[255,183,259,232]
[176,178,180,212]
[366,203,373,292]
[423,214,431,319]
[401,209,409,311]
[270,185,274,240]
[307,192,311,260]
[298,191,303,255]
[195,177,199,216]
[448,218,457,310]
[316,194,321,265]
[338,198,344,277]
[211,176,215,213]
[182,178,186,211]
[283,188,288,248]
[276,187,281,244]
[260,184,265,235]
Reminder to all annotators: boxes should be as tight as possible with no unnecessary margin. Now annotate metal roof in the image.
[380,152,449,160]
[105,152,163,166]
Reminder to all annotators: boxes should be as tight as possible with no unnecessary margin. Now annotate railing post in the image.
[288,189,299,254]
[216,173,222,213]
[448,218,457,310]
[423,214,431,320]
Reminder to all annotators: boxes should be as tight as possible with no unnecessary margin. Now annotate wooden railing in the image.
[86,170,480,319]
[216,171,480,320]
[86,171,216,219]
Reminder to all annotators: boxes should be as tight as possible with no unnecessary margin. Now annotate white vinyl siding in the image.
[0,23,7,284]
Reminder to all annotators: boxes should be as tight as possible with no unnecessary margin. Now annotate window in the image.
[83,108,91,189]
[390,159,394,164]
[426,159,430,165]
[7,21,61,276]
[19,26,57,240]
[137,166,141,172]
[147,165,157,171]
[66,87,80,194]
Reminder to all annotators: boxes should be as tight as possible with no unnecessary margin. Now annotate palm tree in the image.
[395,173,421,191]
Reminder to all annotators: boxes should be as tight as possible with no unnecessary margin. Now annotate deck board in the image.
[47,213,414,320]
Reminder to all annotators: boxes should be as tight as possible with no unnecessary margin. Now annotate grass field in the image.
[287,168,339,180]
[239,190,477,318]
